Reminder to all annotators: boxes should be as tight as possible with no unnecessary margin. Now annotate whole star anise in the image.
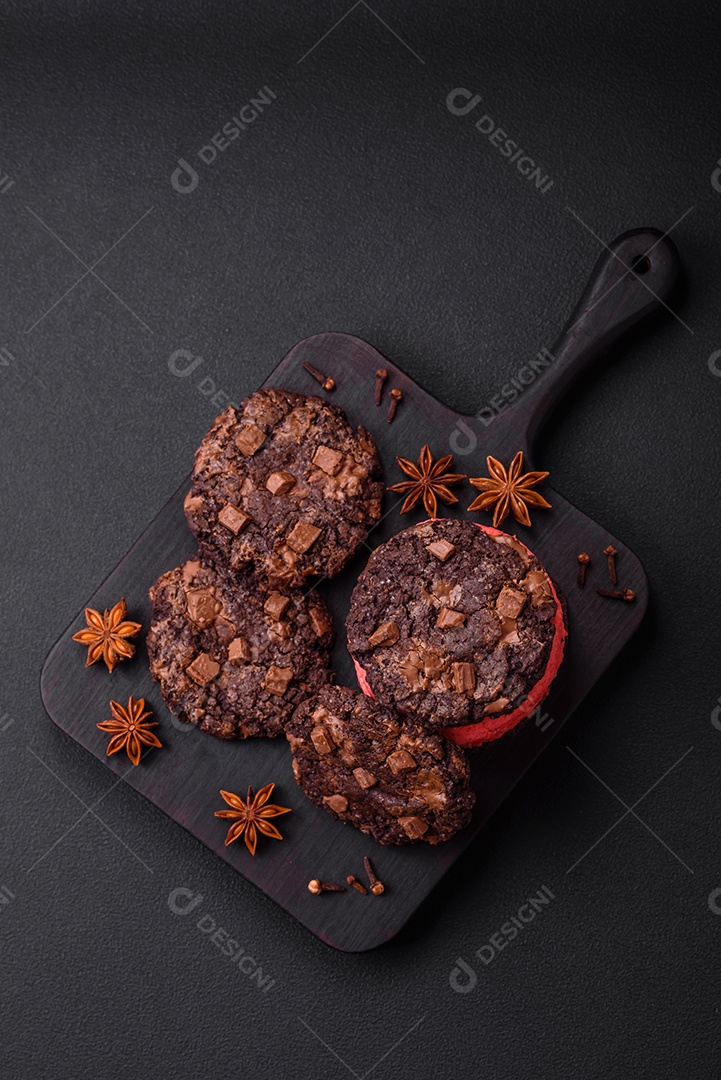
[214,784,292,856]
[72,598,141,673]
[468,451,551,528]
[388,444,466,517]
[97,696,162,766]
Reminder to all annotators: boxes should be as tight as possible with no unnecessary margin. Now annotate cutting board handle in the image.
[500,228,680,451]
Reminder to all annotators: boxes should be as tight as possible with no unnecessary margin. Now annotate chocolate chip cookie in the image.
[347,519,567,746]
[286,685,475,845]
[147,555,334,739]
[184,388,383,587]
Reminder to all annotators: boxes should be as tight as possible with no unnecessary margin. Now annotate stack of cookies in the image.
[148,388,566,847]
[289,519,566,846]
[147,387,383,739]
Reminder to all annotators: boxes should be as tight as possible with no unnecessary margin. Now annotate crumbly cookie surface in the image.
[347,519,562,728]
[286,685,475,844]
[184,388,383,587]
[147,555,334,739]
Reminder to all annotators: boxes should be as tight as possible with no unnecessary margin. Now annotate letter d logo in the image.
[446,88,482,116]
[449,419,478,456]
[449,957,477,993]
[167,887,204,915]
[711,159,721,193]
[171,157,199,194]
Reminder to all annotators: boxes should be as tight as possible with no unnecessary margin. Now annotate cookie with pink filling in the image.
[346,519,566,746]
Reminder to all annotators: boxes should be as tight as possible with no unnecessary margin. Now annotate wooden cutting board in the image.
[41,229,679,951]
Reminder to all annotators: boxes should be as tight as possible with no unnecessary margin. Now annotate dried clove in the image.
[307,879,345,894]
[363,856,385,895]
[596,587,635,602]
[374,368,388,406]
[386,388,402,424]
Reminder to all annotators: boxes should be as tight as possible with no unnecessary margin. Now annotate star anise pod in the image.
[96,696,162,767]
[468,451,551,528]
[388,444,467,517]
[214,783,292,856]
[72,598,141,673]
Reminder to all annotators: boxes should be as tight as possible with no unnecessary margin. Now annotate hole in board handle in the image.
[630,254,651,275]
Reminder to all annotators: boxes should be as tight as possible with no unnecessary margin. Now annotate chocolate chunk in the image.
[337,743,357,767]
[368,621,400,647]
[266,470,296,496]
[286,686,475,845]
[452,661,476,693]
[424,656,444,681]
[353,767,377,789]
[264,665,293,696]
[427,539,455,562]
[312,445,344,476]
[181,559,201,584]
[399,658,422,688]
[310,725,334,755]
[184,492,204,516]
[499,618,520,645]
[520,570,553,606]
[186,589,221,629]
[287,520,321,554]
[412,773,446,809]
[323,794,349,813]
[484,696,510,715]
[430,581,462,607]
[217,503,250,535]
[436,607,466,629]
[399,816,429,839]
[227,636,252,664]
[214,616,237,645]
[186,652,220,686]
[235,423,266,456]
[386,749,417,773]
[496,585,526,619]
[264,591,291,619]
[309,606,334,638]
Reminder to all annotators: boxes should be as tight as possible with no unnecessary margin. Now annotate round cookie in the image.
[147,555,334,739]
[346,519,567,746]
[286,685,475,845]
[184,388,383,587]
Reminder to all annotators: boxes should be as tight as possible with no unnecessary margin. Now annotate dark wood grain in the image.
[41,230,679,952]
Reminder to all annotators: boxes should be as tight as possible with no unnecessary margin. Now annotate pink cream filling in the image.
[351,521,567,748]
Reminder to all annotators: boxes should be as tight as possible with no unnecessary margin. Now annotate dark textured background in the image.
[2,3,720,1077]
